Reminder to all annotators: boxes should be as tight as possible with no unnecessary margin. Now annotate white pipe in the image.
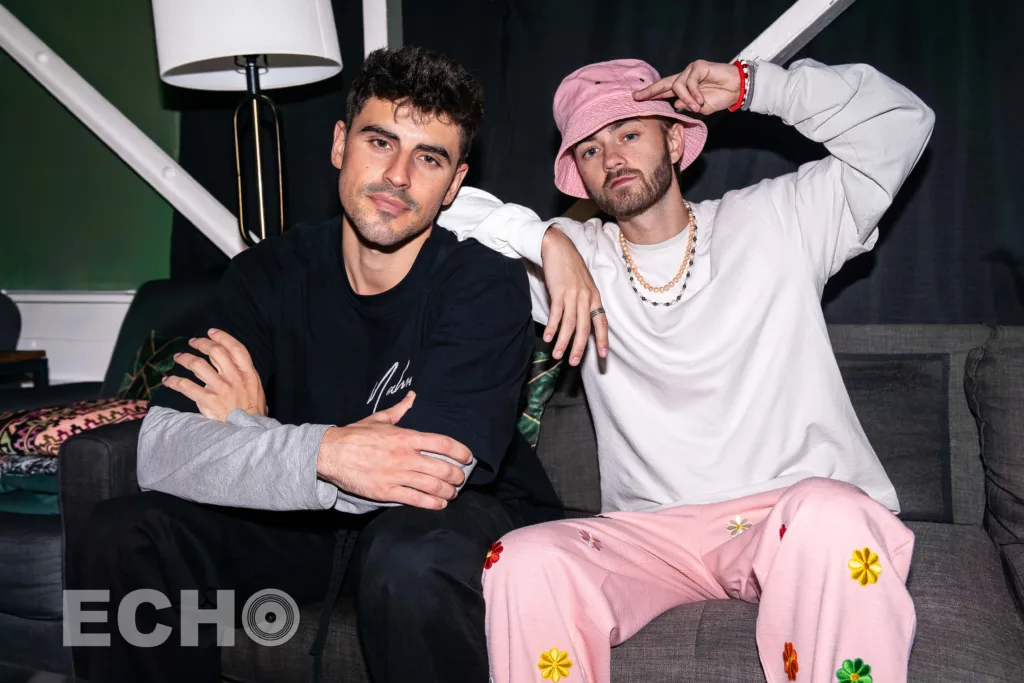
[362,0,402,57]
[0,3,245,258]
[734,0,857,64]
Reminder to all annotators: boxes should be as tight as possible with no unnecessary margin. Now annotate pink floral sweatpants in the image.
[481,477,916,683]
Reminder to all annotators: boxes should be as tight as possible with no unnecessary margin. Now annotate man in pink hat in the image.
[439,55,934,682]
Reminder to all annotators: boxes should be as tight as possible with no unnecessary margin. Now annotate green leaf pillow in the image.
[117,331,189,400]
[517,346,564,448]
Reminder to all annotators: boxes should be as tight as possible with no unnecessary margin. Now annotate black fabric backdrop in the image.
[169,0,1024,324]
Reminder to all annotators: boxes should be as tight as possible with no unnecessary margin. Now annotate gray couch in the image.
[58,324,1024,681]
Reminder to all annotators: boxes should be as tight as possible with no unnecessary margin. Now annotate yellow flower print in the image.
[538,647,573,681]
[848,547,882,586]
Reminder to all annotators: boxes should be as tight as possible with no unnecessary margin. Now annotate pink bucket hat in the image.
[553,59,708,198]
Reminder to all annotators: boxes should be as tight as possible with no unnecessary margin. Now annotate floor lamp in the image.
[151,0,342,247]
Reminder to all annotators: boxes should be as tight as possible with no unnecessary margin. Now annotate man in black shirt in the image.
[72,46,561,683]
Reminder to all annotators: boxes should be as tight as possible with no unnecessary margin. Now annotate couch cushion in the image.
[1003,544,1024,615]
[534,367,601,515]
[0,512,63,619]
[0,610,72,674]
[837,353,952,522]
[965,327,1024,546]
[610,522,1024,682]
[222,523,1024,683]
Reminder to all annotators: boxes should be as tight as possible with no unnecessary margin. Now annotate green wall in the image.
[0,0,178,291]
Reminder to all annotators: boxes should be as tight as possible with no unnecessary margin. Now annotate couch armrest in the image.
[59,419,142,681]
[58,420,142,564]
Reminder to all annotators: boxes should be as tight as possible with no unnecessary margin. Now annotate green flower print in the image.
[836,658,872,683]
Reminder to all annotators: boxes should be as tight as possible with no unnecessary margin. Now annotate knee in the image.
[782,477,877,518]
[81,497,146,562]
[480,523,573,591]
[777,478,913,551]
[76,494,179,583]
[355,511,481,606]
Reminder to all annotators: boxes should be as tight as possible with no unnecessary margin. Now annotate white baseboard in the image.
[4,290,136,385]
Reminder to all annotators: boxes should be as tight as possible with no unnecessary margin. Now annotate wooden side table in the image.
[0,350,49,388]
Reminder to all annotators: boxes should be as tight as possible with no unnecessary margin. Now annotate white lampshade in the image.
[151,0,343,91]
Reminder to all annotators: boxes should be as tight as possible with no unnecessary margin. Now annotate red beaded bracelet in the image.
[729,60,747,113]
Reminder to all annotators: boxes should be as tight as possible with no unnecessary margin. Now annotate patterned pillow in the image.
[517,347,564,448]
[117,331,189,400]
[0,398,149,457]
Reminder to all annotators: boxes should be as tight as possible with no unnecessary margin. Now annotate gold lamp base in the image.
[233,55,284,248]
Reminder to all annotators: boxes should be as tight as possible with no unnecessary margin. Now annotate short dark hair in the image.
[346,46,484,165]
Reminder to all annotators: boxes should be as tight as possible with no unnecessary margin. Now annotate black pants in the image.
[70,489,558,683]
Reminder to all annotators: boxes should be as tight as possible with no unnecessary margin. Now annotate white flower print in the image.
[726,516,752,537]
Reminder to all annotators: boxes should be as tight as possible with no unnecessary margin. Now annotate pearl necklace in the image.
[618,201,697,307]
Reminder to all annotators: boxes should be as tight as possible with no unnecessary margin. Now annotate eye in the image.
[623,132,639,142]
[421,154,439,166]
[581,147,598,159]
[370,138,391,149]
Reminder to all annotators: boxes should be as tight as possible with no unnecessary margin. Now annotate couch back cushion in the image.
[535,370,600,514]
[965,327,1024,545]
[100,279,218,397]
[836,354,952,522]
[534,325,998,520]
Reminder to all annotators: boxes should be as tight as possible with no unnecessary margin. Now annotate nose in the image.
[603,147,626,173]
[382,152,411,189]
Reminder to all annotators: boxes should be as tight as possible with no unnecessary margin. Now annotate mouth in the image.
[609,174,636,190]
[368,193,409,215]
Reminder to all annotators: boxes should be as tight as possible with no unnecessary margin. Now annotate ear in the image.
[331,121,348,170]
[666,122,686,166]
[441,163,470,206]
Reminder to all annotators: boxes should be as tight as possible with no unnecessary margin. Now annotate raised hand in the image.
[163,328,267,421]
[633,59,741,115]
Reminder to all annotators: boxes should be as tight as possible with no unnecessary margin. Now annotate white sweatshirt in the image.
[438,59,935,514]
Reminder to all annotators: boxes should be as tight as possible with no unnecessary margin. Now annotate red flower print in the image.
[783,642,798,680]
[484,541,503,570]
[780,524,787,539]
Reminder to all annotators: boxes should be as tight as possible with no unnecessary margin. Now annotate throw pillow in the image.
[0,398,149,457]
[517,346,564,448]
[836,352,953,523]
[117,331,189,400]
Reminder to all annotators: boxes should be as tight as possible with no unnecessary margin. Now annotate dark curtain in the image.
[170,0,1024,325]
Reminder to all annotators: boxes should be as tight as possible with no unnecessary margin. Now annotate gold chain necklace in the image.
[619,201,698,307]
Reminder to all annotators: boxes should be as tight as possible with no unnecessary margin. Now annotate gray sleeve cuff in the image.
[748,60,788,118]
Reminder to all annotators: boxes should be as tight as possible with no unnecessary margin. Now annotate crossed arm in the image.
[158,329,471,511]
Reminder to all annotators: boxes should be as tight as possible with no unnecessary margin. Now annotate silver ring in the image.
[590,307,606,319]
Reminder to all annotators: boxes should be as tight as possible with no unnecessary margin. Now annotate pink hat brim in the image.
[554,99,708,199]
